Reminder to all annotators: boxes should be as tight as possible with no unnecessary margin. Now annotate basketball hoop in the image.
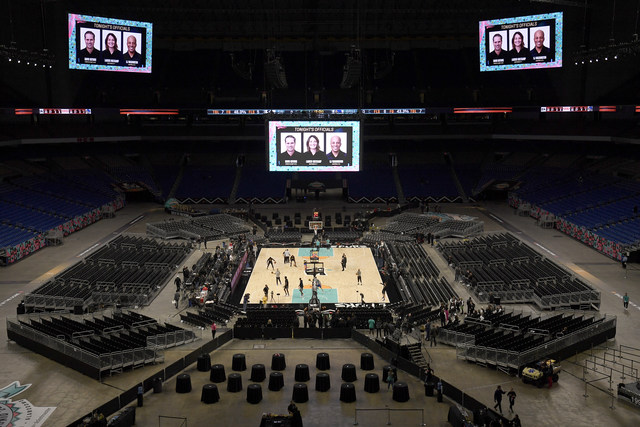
[309,220,323,232]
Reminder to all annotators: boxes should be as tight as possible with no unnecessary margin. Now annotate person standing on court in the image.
[275,268,282,285]
[356,268,362,285]
[341,254,347,271]
[267,256,276,270]
[284,277,290,296]
[243,293,250,312]
[299,278,304,296]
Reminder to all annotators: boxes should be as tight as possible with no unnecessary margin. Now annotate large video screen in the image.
[268,121,361,172]
[479,12,562,72]
[68,13,152,73]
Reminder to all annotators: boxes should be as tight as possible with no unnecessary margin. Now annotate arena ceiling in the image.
[61,0,587,50]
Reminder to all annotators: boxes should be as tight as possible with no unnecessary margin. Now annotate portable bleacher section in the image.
[23,235,190,312]
[361,231,414,245]
[382,212,484,239]
[323,229,362,243]
[179,303,239,328]
[383,242,458,306]
[6,309,198,380]
[146,214,250,240]
[439,233,601,310]
[437,308,616,373]
[266,229,302,244]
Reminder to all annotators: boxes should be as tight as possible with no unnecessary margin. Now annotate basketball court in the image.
[247,246,383,305]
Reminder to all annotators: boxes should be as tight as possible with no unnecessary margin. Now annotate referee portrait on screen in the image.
[487,33,509,66]
[326,135,349,165]
[530,29,552,62]
[278,135,303,166]
[98,32,123,66]
[122,35,143,67]
[303,135,327,166]
[508,31,532,64]
[78,30,99,64]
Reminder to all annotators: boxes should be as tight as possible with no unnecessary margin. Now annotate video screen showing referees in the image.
[479,12,563,72]
[68,13,153,73]
[267,121,361,172]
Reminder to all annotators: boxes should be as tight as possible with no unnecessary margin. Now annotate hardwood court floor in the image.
[248,247,383,305]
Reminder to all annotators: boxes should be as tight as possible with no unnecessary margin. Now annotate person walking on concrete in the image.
[493,385,506,414]
[507,388,517,413]
[430,326,438,347]
[387,368,396,390]
[623,292,630,310]
[174,291,180,309]
[368,317,375,336]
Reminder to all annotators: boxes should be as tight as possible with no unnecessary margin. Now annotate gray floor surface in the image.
[1,200,639,427]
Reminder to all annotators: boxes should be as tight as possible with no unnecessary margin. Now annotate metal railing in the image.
[6,317,101,368]
[146,328,198,349]
[454,313,616,369]
[354,407,425,426]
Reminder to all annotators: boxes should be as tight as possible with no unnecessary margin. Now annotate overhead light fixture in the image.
[573,37,640,65]
[0,43,55,68]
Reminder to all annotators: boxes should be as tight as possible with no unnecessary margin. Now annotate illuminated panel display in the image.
[68,13,152,73]
[453,107,513,114]
[268,120,361,172]
[479,12,563,72]
[271,109,358,115]
[540,106,593,113]
[207,109,270,115]
[119,109,179,115]
[361,108,425,114]
[38,108,92,115]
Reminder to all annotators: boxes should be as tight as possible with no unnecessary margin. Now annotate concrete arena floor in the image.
[0,200,639,426]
